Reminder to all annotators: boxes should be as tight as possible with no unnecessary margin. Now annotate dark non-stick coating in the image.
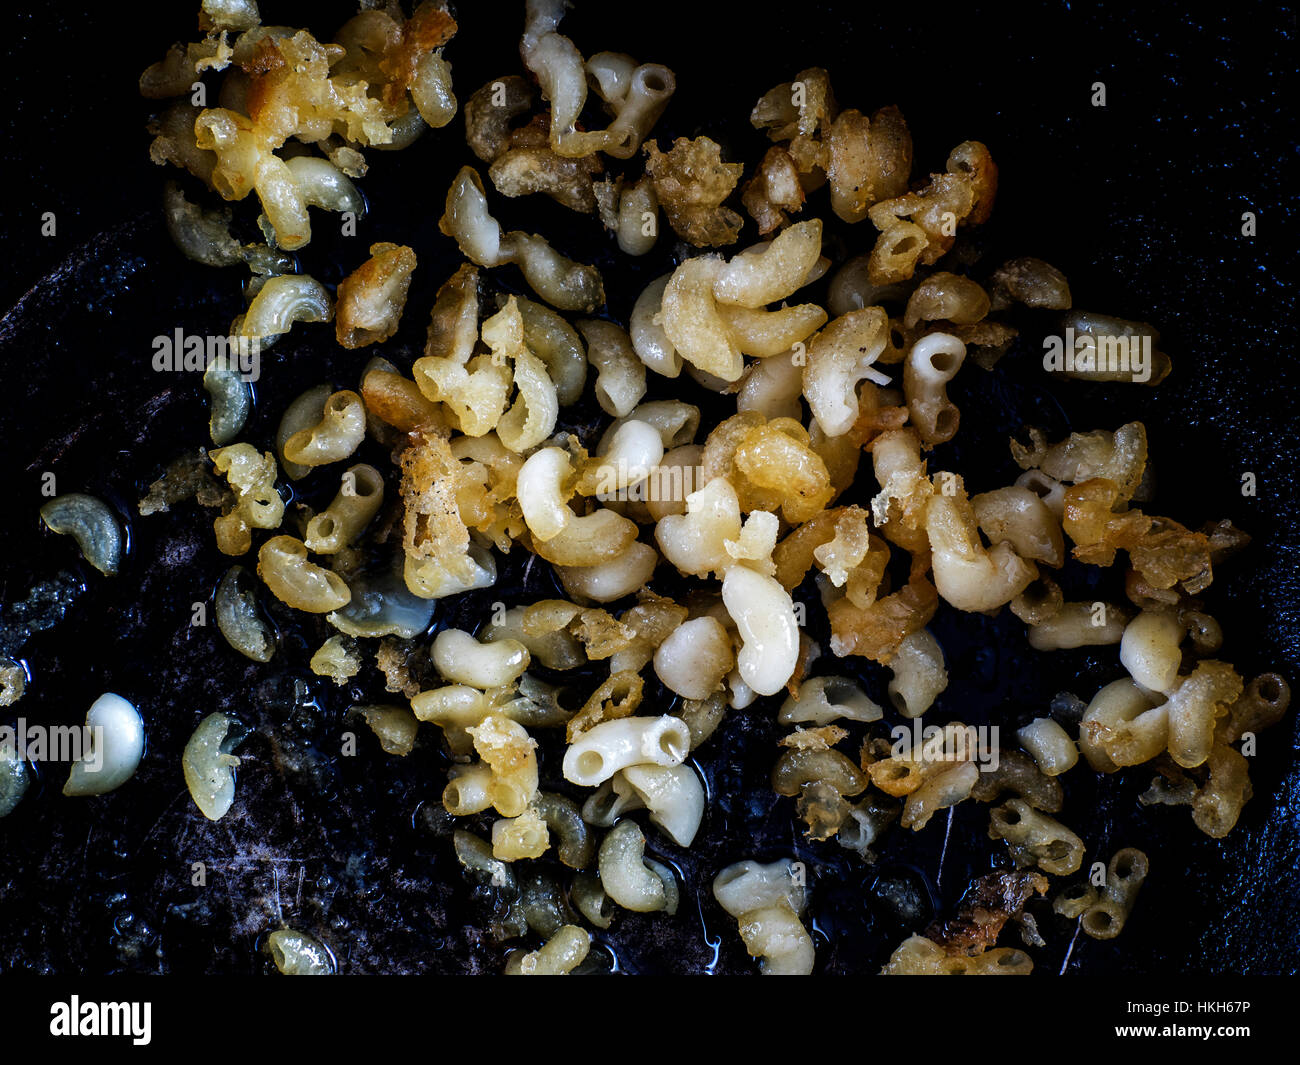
[0,1,1296,974]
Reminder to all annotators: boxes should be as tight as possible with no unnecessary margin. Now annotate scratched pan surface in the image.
[0,1,1295,974]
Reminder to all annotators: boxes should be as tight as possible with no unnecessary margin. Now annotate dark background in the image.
[0,0,1296,975]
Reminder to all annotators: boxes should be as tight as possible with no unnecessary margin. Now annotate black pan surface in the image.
[0,1,1296,974]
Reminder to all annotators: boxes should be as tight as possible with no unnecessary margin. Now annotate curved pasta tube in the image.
[267,929,334,975]
[183,711,241,820]
[613,763,705,848]
[904,332,966,444]
[40,493,124,577]
[803,306,891,437]
[215,564,276,662]
[657,256,742,382]
[517,447,576,542]
[712,859,813,976]
[925,488,1037,613]
[432,628,530,689]
[722,565,800,697]
[283,390,367,467]
[257,535,351,613]
[562,715,690,787]
[598,819,672,913]
[238,275,334,341]
[630,274,683,378]
[557,541,659,603]
[204,355,252,446]
[713,220,823,308]
[284,155,365,218]
[505,925,590,975]
[1119,610,1183,693]
[63,693,144,797]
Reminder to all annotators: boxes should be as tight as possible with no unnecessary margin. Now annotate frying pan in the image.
[0,0,1295,975]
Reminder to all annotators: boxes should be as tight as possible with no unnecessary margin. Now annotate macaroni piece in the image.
[825,105,912,222]
[712,859,814,976]
[714,220,823,308]
[1078,677,1164,772]
[577,319,647,417]
[987,257,1072,311]
[210,444,285,556]
[1016,717,1078,776]
[492,805,550,861]
[1164,660,1243,769]
[432,628,530,689]
[503,293,589,405]
[182,711,241,820]
[557,541,659,603]
[532,791,594,868]
[1192,743,1253,838]
[969,749,1063,812]
[561,715,690,787]
[722,564,800,697]
[656,256,742,381]
[903,271,990,329]
[778,676,883,726]
[1119,609,1184,693]
[598,819,674,913]
[804,307,891,437]
[237,275,334,341]
[283,390,367,468]
[880,934,1032,975]
[440,166,605,311]
[629,275,683,378]
[257,535,352,613]
[653,617,734,700]
[1080,847,1148,940]
[772,746,868,798]
[203,350,252,445]
[614,763,706,847]
[1026,601,1128,650]
[644,136,744,246]
[464,712,539,818]
[63,693,145,798]
[925,478,1038,613]
[350,705,420,756]
[988,799,1084,875]
[504,925,591,975]
[971,485,1065,568]
[886,628,948,718]
[39,493,125,577]
[335,242,417,349]
[674,692,729,750]
[304,465,385,554]
[275,384,333,480]
[482,297,559,453]
[904,332,966,445]
[482,606,585,671]
[309,635,362,686]
[571,873,616,929]
[742,145,805,234]
[563,670,644,740]
[1011,422,1148,505]
[1058,310,1171,385]
[267,929,334,976]
[464,75,533,161]
[1010,576,1064,626]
